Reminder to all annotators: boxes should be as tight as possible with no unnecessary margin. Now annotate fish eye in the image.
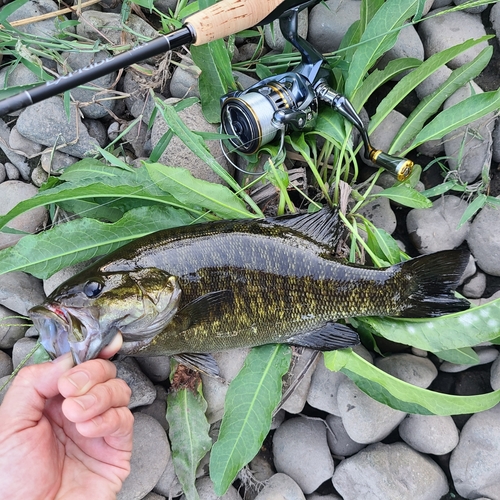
[83,280,103,298]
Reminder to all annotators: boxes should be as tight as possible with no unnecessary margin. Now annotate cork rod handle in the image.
[186,0,285,45]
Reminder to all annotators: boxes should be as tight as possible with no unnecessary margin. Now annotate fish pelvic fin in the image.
[397,248,470,317]
[174,352,222,379]
[285,322,360,351]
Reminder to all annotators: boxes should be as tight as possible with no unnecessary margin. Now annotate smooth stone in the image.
[0,374,13,405]
[459,254,477,286]
[41,150,78,174]
[12,337,39,368]
[16,97,100,159]
[138,385,168,432]
[0,118,30,178]
[0,304,28,349]
[180,476,242,500]
[337,378,406,444]
[43,259,97,296]
[264,8,308,51]
[201,348,250,423]
[399,414,459,455]
[9,126,42,157]
[307,494,342,500]
[453,0,487,13]
[332,442,449,500]
[0,271,45,316]
[114,357,157,409]
[358,185,397,235]
[375,353,438,388]
[169,64,201,99]
[0,350,13,377]
[443,83,495,183]
[249,451,275,482]
[136,356,170,383]
[84,119,108,148]
[491,2,500,45]
[31,166,48,187]
[492,117,500,164]
[440,347,499,373]
[325,414,365,458]
[0,182,48,249]
[467,201,500,276]
[406,195,470,254]
[273,416,334,494]
[118,413,170,500]
[5,162,20,180]
[122,66,160,122]
[308,0,361,53]
[463,272,487,299]
[491,356,500,391]
[142,493,166,500]
[281,348,319,414]
[450,403,500,498]
[254,473,305,500]
[150,101,233,185]
[0,164,6,184]
[418,8,489,69]
[153,451,183,498]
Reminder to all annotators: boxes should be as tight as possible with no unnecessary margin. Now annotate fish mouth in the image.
[29,304,104,364]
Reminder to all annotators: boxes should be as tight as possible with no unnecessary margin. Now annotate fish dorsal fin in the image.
[174,352,222,378]
[270,206,345,248]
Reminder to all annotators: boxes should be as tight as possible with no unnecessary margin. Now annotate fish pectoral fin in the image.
[285,322,360,351]
[177,290,233,330]
[174,352,223,379]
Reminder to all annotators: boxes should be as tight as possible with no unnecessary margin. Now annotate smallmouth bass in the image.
[30,207,470,375]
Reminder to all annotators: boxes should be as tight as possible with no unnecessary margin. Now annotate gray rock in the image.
[440,347,499,373]
[16,97,99,159]
[12,337,39,368]
[31,166,48,187]
[459,254,477,286]
[453,0,487,13]
[450,403,500,498]
[399,414,459,455]
[0,271,45,316]
[273,416,334,494]
[43,259,97,296]
[0,304,28,349]
[139,385,168,431]
[169,64,200,99]
[463,271,487,299]
[491,356,500,391]
[9,126,43,157]
[0,374,13,405]
[255,473,305,500]
[150,100,233,185]
[307,494,342,500]
[142,493,166,500]
[281,348,319,414]
[418,8,489,69]
[443,83,495,183]
[83,119,108,148]
[123,120,150,158]
[358,185,397,235]
[332,442,449,500]
[233,71,259,91]
[114,357,157,409]
[337,378,406,444]
[5,162,20,180]
[0,164,6,184]
[0,350,13,377]
[375,353,438,388]
[493,118,500,164]
[0,118,30,179]
[118,413,170,500]
[153,452,183,498]
[467,201,500,276]
[492,2,500,45]
[136,356,170,383]
[201,348,250,423]
[249,451,275,482]
[308,0,360,53]
[41,150,78,174]
[264,8,308,51]
[180,476,242,500]
[406,195,470,254]
[153,0,177,15]
[325,414,365,458]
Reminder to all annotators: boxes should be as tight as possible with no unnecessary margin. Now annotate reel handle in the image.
[187,0,285,45]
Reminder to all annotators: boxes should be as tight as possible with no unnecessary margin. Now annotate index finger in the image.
[58,358,117,398]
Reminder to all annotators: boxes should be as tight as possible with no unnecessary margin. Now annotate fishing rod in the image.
[0,0,413,180]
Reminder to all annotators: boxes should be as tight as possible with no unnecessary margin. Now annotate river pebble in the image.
[255,473,305,500]
[114,357,157,409]
[0,304,28,349]
[180,476,242,500]
[272,416,334,494]
[0,350,13,377]
[491,356,500,391]
[440,347,499,373]
[0,271,45,316]
[138,385,169,432]
[375,353,438,388]
[325,414,365,458]
[332,442,449,500]
[450,403,500,498]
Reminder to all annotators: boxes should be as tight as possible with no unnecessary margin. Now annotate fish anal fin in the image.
[174,352,222,379]
[285,322,360,351]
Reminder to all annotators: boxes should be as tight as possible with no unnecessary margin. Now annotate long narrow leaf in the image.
[371,184,432,209]
[325,349,500,415]
[210,344,291,495]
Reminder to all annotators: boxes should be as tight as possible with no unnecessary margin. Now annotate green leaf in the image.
[435,347,480,365]
[407,89,500,151]
[32,342,52,364]
[166,367,212,500]
[357,297,500,352]
[364,221,402,265]
[0,205,193,279]
[344,0,418,99]
[210,344,292,495]
[371,184,432,209]
[457,193,487,228]
[324,349,500,415]
[370,37,492,135]
[145,163,255,219]
[314,107,351,147]
[390,43,493,154]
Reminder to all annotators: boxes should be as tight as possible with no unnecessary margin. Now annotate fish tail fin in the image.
[397,249,470,318]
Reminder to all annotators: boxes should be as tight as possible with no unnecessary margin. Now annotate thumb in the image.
[0,354,74,429]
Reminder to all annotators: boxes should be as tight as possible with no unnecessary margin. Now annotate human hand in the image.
[0,334,133,500]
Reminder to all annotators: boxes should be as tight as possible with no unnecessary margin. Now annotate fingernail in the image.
[67,370,90,390]
[74,394,96,411]
[51,353,74,370]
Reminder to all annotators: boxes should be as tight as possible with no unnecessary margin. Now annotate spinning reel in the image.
[220,0,414,181]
